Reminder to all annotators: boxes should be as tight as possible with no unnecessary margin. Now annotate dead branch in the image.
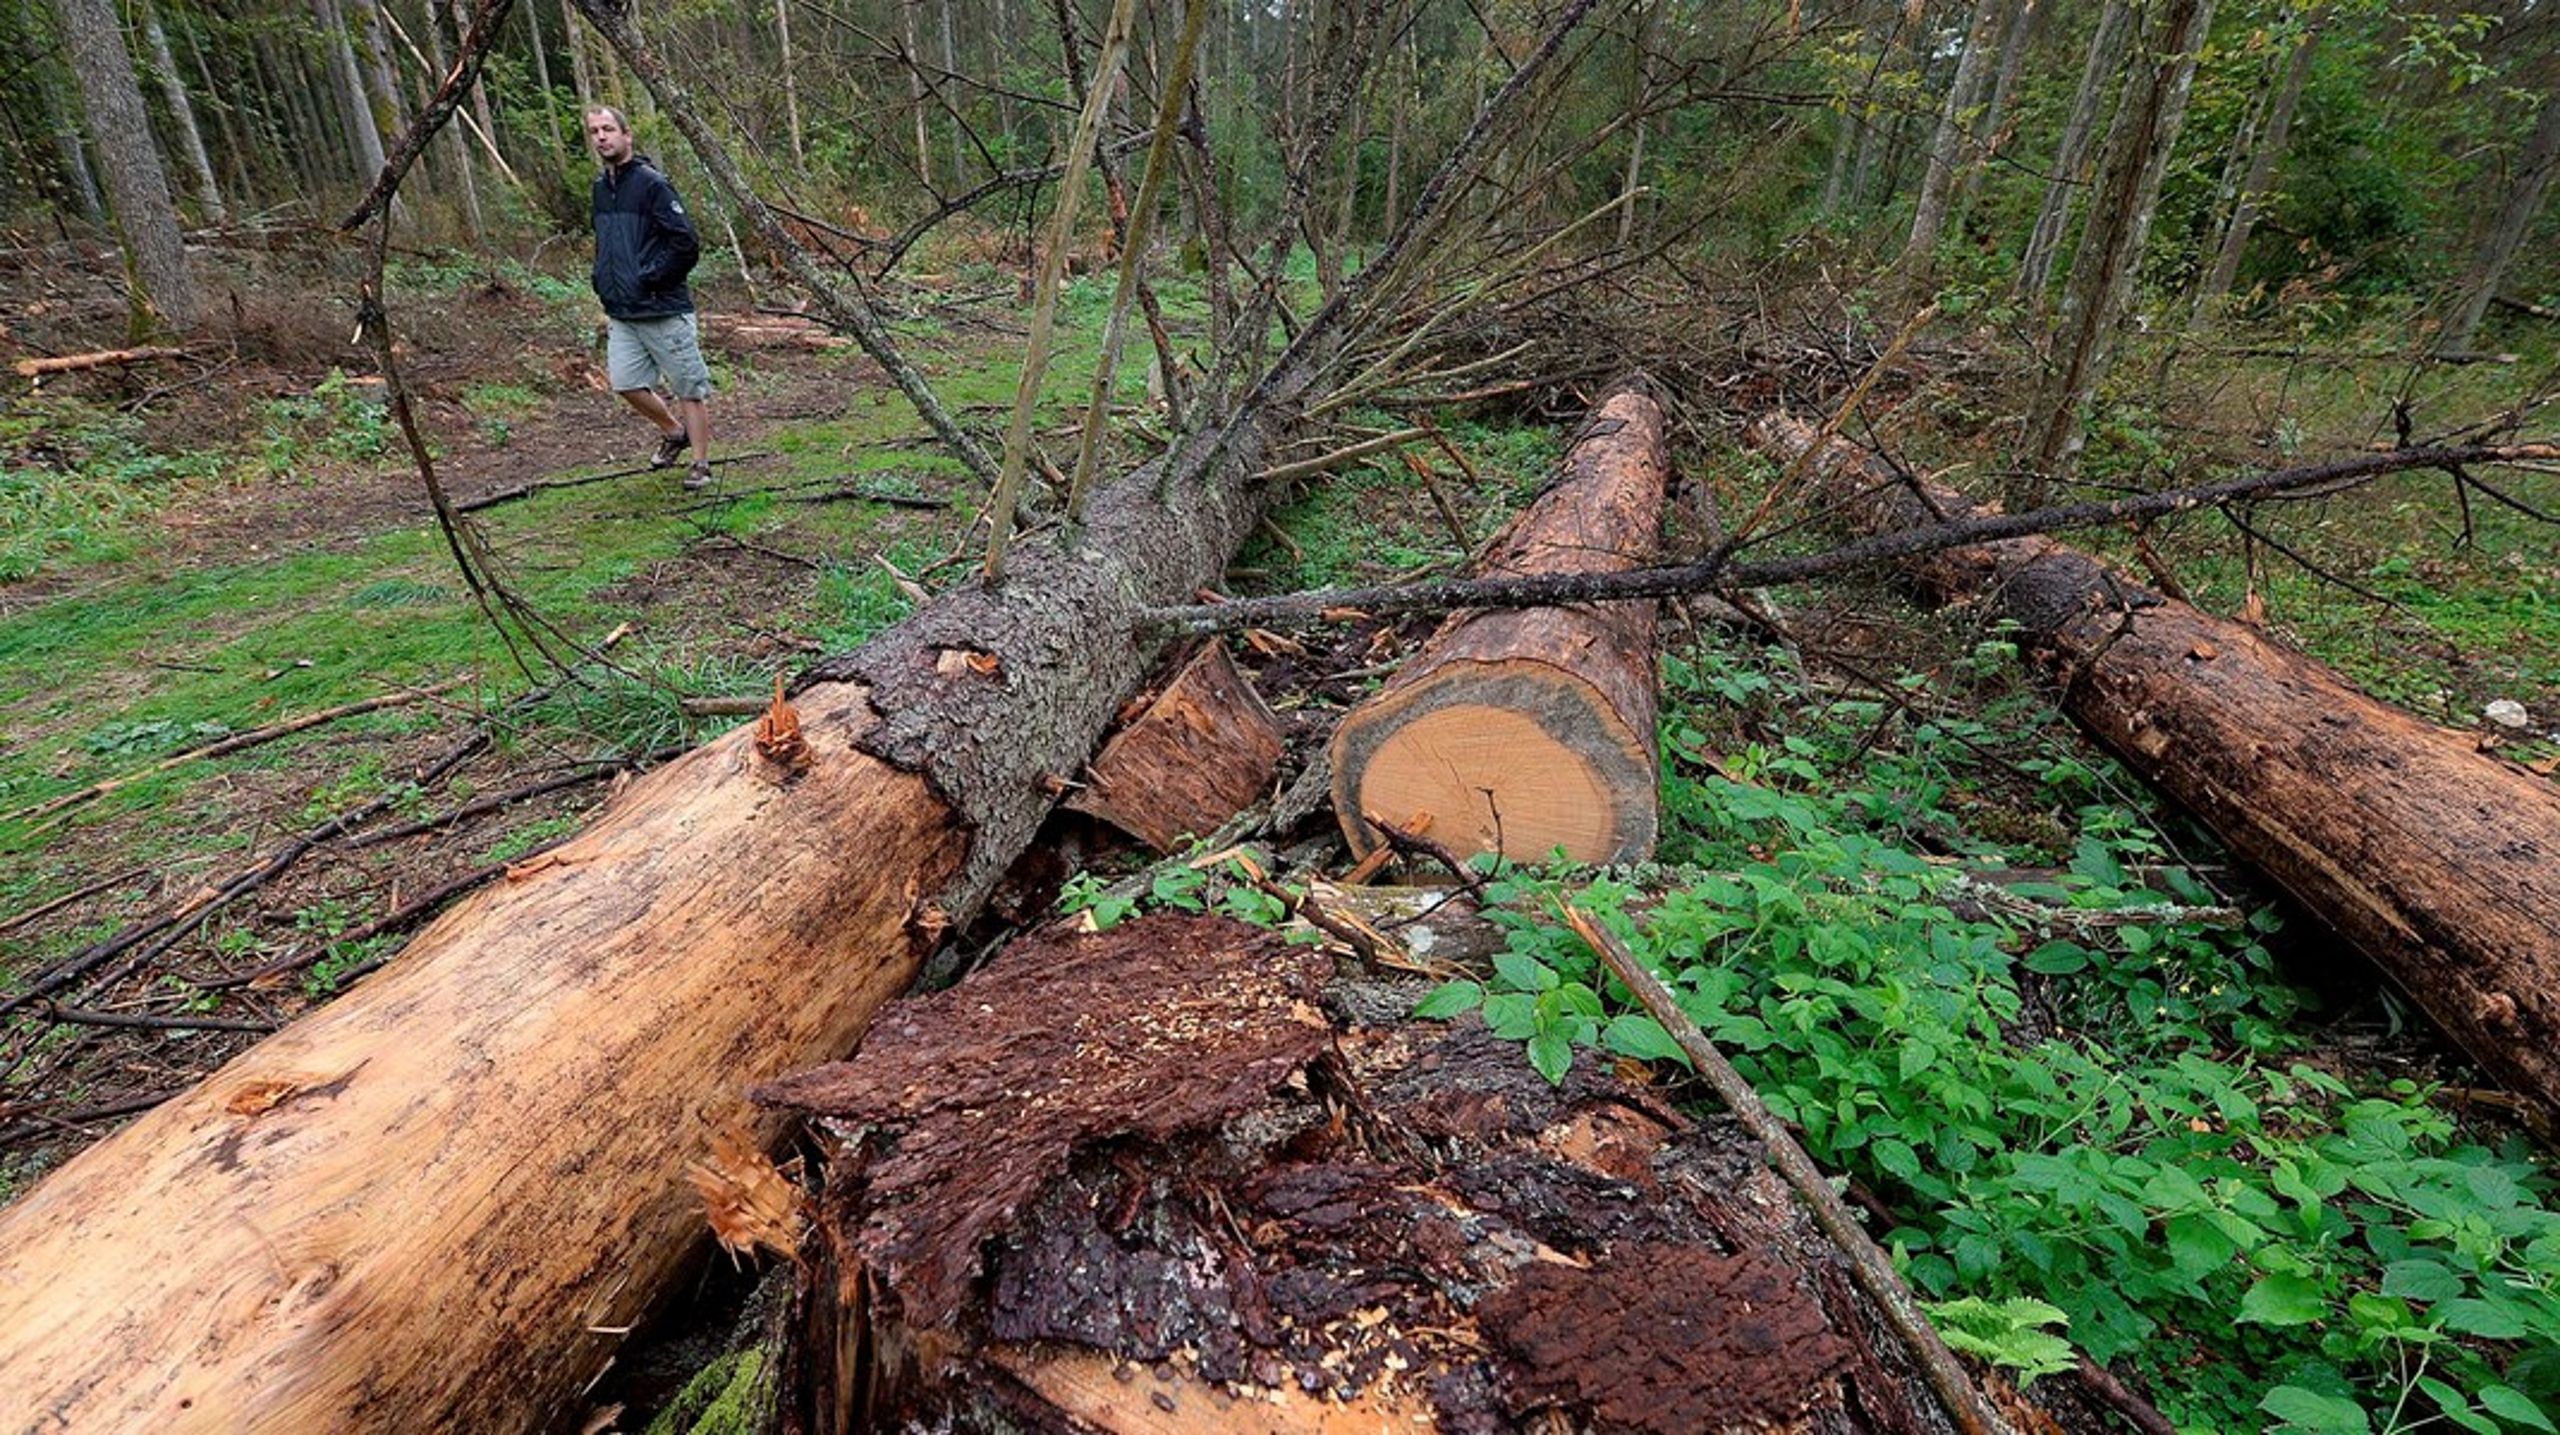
[337,0,518,231]
[1563,902,2012,1435]
[343,755,665,850]
[2,677,471,826]
[35,1004,276,1034]
[13,346,188,378]
[1144,442,2560,634]
[0,865,150,938]
[454,452,774,513]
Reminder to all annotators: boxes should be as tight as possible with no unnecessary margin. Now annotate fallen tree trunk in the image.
[754,910,2018,1433]
[0,422,1278,1430]
[1329,389,1668,867]
[1751,412,2560,1120]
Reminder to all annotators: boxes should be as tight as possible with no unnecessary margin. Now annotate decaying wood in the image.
[12,344,189,377]
[1066,640,1284,852]
[1753,412,2560,1122]
[1330,389,1668,867]
[755,910,2009,1433]
[0,406,1280,1429]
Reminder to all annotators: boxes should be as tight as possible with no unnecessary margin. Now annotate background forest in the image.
[1,0,2557,1431]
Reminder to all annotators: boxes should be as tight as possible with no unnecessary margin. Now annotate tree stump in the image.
[1330,390,1669,868]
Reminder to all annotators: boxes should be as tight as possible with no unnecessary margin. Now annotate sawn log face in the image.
[1754,413,2560,1117]
[1331,391,1668,865]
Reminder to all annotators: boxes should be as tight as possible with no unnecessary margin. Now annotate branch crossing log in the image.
[1752,412,2560,1122]
[1330,389,1669,867]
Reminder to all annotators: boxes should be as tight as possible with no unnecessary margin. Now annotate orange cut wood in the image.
[1330,390,1669,866]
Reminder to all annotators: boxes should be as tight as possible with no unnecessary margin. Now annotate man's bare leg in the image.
[675,396,710,465]
[617,386,686,443]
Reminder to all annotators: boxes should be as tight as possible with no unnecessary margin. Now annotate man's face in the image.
[586,112,632,166]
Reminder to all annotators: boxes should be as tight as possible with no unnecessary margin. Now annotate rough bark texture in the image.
[1330,390,1667,867]
[0,423,1277,1429]
[1754,412,2560,1120]
[50,0,197,326]
[759,909,1994,1433]
[1067,640,1285,852]
[2016,0,2131,306]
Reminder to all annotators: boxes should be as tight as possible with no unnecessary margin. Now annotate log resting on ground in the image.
[0,422,1275,1431]
[1751,412,2560,1120]
[1331,389,1668,867]
[755,910,2016,1433]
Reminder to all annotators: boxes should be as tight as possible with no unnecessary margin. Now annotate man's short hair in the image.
[584,105,630,131]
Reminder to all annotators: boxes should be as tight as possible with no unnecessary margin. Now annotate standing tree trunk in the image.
[2016,0,2131,305]
[1900,0,2008,277]
[2194,23,2315,322]
[774,0,803,167]
[902,0,932,188]
[15,0,107,225]
[2015,0,2214,502]
[135,0,225,222]
[2439,87,2560,356]
[561,0,593,110]
[1951,0,2038,217]
[49,0,197,326]
[319,0,392,184]
[521,0,567,165]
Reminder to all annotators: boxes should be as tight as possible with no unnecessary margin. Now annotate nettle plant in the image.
[1415,642,2560,1432]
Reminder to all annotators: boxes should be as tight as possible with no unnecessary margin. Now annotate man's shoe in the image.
[682,460,716,491]
[650,430,690,469]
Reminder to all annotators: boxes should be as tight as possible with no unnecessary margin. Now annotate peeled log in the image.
[0,421,1276,1430]
[1330,390,1668,866]
[1751,412,2560,1119]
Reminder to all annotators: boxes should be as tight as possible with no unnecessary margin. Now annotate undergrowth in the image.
[1401,636,2560,1432]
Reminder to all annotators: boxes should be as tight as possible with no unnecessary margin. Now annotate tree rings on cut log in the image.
[1066,640,1285,852]
[1329,391,1670,868]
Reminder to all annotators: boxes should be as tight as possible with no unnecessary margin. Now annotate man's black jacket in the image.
[591,156,699,320]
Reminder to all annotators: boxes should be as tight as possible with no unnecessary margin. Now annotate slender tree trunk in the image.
[1901,0,2007,275]
[2440,87,2560,355]
[1617,0,1656,244]
[183,19,252,206]
[416,0,485,237]
[1846,7,1908,209]
[17,0,107,225]
[318,0,392,185]
[2015,0,2213,500]
[2194,24,2314,321]
[522,0,565,163]
[902,0,931,188]
[561,0,593,109]
[1951,0,2037,216]
[456,0,506,172]
[135,0,224,222]
[50,0,197,325]
[938,0,962,185]
[2016,0,2131,305]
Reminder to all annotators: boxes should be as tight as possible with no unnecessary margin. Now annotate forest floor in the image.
[3,232,2558,1431]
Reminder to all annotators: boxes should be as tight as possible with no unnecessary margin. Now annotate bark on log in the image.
[0,422,1276,1430]
[754,910,2009,1433]
[1751,412,2560,1120]
[1066,640,1284,852]
[1329,390,1668,867]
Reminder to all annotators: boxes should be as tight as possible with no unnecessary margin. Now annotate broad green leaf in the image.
[1526,1029,1573,1086]
[2441,1297,2529,1340]
[1413,980,1483,1020]
[2480,1386,2557,1433]
[1493,951,1560,993]
[1481,993,1540,1039]
[2260,1385,2370,1434]
[2379,1259,2464,1303]
[2023,940,2090,975]
[1601,1014,1688,1065]
[2238,1273,2329,1327]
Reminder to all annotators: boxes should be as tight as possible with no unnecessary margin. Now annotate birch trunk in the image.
[2016,0,2130,304]
[135,0,225,222]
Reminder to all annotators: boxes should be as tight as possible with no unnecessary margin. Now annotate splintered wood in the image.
[1066,641,1285,852]
[756,911,2004,1432]
[1329,389,1669,868]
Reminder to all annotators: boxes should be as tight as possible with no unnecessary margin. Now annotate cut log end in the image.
[1331,658,1656,866]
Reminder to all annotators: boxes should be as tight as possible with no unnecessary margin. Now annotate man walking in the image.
[586,106,715,489]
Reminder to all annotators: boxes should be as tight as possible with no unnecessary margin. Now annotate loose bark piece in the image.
[1066,641,1285,852]
[1754,412,2560,1121]
[0,414,1279,1429]
[763,909,2005,1433]
[1330,389,1669,867]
